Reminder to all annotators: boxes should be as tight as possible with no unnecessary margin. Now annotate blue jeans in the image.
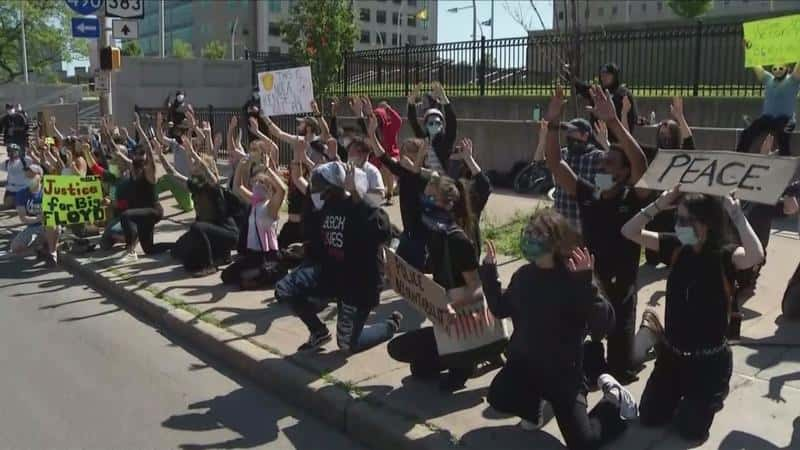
[396,230,427,270]
[275,263,394,354]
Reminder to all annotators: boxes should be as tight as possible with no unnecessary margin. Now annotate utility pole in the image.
[472,0,477,83]
[99,12,112,118]
[19,0,29,84]
[231,17,238,60]
[490,0,494,41]
[160,0,165,58]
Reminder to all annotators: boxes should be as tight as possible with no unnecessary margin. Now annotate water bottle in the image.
[650,111,656,125]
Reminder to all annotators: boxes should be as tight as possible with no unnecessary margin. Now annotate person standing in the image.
[736,62,800,155]
[1,104,29,157]
[621,188,764,442]
[564,63,638,134]
[2,143,32,209]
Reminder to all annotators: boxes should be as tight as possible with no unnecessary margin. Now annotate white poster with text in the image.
[257,66,314,117]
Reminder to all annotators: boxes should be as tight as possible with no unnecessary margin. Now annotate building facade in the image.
[553,0,800,30]
[138,0,437,58]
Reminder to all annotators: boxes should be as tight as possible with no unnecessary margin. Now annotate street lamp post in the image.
[19,0,29,84]
[446,3,479,84]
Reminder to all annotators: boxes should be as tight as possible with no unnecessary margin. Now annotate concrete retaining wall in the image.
[0,83,83,114]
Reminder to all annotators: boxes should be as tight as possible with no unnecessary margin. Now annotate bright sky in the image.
[436,0,553,42]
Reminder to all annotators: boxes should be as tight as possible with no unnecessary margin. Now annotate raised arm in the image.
[264,114,300,145]
[792,62,800,81]
[621,187,681,251]
[669,97,693,143]
[724,194,765,270]
[234,157,254,203]
[264,164,287,221]
[753,66,768,82]
[562,64,592,101]
[48,116,64,142]
[311,101,331,141]
[432,82,457,150]
[227,115,245,159]
[542,89,579,195]
[186,138,219,185]
[290,139,310,195]
[406,84,425,138]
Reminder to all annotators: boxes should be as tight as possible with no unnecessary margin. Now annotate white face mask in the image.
[426,123,443,137]
[675,225,699,246]
[176,94,185,102]
[594,173,615,192]
[366,192,384,205]
[341,137,352,149]
[311,192,325,210]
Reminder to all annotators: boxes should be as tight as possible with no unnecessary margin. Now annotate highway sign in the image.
[106,0,143,19]
[65,0,103,15]
[112,19,139,39]
[71,17,101,39]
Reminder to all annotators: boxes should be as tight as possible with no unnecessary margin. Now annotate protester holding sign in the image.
[481,214,638,447]
[10,164,60,266]
[736,63,800,155]
[621,187,764,442]
[544,86,650,384]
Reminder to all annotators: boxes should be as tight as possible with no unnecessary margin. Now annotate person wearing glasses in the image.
[621,188,764,443]
[736,62,800,155]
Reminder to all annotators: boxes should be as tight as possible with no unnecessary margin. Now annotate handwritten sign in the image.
[636,150,800,204]
[42,175,105,227]
[257,66,315,117]
[743,14,800,67]
[384,250,509,357]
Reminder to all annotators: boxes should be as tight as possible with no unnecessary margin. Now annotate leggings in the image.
[182,221,239,270]
[387,327,479,383]
[488,359,627,450]
[120,208,162,254]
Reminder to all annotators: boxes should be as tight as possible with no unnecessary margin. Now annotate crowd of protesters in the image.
[2,59,799,450]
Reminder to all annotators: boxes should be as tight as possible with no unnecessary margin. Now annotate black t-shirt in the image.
[125,176,158,210]
[380,153,428,237]
[659,235,735,351]
[427,228,478,290]
[1,113,27,141]
[287,182,305,215]
[187,178,228,225]
[575,178,644,297]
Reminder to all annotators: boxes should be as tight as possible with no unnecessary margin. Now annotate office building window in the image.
[268,0,281,13]
[360,8,370,22]
[268,22,281,36]
[376,10,386,23]
[392,12,400,25]
[598,7,604,16]
[392,33,399,46]
[268,46,281,55]
[408,0,417,5]
[657,1,663,11]
[612,5,618,15]
[584,8,590,18]
[559,11,564,20]
[377,32,387,45]
[393,0,401,4]
[360,30,370,43]
[642,3,647,12]
[407,15,416,27]
[407,35,417,45]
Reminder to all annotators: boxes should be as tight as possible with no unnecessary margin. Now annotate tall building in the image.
[138,0,437,58]
[553,0,800,30]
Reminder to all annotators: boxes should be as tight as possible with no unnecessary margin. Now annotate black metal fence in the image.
[293,22,763,98]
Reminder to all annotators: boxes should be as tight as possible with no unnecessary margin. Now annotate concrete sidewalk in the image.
[7,187,800,450]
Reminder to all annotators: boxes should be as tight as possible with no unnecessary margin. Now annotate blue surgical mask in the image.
[594,173,615,192]
[420,194,438,212]
[311,192,325,210]
[675,225,699,246]
[426,123,443,137]
[520,234,551,262]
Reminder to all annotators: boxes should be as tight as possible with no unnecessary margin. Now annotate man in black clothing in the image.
[407,82,458,176]
[563,63,638,135]
[274,162,402,353]
[1,103,29,157]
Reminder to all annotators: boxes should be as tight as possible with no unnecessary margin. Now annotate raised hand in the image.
[310,100,320,115]
[483,240,497,265]
[344,162,357,195]
[593,120,609,146]
[248,116,260,136]
[408,83,422,104]
[367,112,379,136]
[722,190,743,217]
[588,85,617,122]
[655,185,682,210]
[229,115,238,129]
[543,86,567,122]
[362,96,374,116]
[292,138,306,163]
[431,81,445,101]
[669,97,684,121]
[566,247,594,273]
[349,96,364,116]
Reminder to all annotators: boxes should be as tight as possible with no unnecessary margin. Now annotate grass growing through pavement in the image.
[480,211,530,259]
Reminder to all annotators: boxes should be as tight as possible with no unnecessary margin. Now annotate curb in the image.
[61,254,459,450]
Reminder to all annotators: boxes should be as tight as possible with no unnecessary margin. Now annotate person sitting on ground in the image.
[564,62,638,135]
[274,161,402,354]
[154,111,194,212]
[10,164,61,266]
[156,133,239,277]
[544,85,650,385]
[407,82,457,175]
[83,141,130,251]
[3,143,32,210]
[736,62,800,155]
[449,137,492,259]
[481,212,638,448]
[387,173,500,392]
[221,139,287,288]
[622,187,764,443]
[342,103,386,204]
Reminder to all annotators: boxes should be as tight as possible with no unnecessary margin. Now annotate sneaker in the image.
[297,329,332,352]
[118,251,138,264]
[44,253,58,267]
[598,374,639,420]
[519,418,544,431]
[387,311,403,334]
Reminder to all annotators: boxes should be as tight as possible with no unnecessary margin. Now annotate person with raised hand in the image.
[274,160,402,355]
[545,85,650,384]
[480,211,638,448]
[10,164,61,267]
[621,187,764,443]
[563,62,638,135]
[277,138,313,251]
[407,82,458,175]
[154,111,194,212]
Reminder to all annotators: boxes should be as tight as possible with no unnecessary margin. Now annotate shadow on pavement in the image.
[718,416,800,450]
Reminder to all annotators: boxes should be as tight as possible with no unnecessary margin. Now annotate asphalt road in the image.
[0,256,366,450]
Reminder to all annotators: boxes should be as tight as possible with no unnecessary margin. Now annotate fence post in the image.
[692,21,703,97]
[208,104,214,132]
[404,43,410,97]
[343,52,349,98]
[479,36,487,96]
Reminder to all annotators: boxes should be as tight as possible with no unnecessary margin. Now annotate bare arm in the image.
[290,139,310,194]
[264,166,287,221]
[49,116,64,142]
[621,188,681,251]
[264,115,300,145]
[589,86,647,186]
[724,196,765,270]
[311,101,331,141]
[541,88,579,195]
[670,97,693,141]
[753,66,767,82]
[234,158,254,204]
[793,62,800,81]
[448,269,484,309]
[17,206,41,225]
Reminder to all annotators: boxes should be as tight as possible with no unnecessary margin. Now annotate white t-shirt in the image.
[247,201,279,252]
[362,161,385,193]
[166,138,190,176]
[425,143,444,172]
[3,157,32,193]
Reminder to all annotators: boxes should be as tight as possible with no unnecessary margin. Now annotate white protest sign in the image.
[384,250,509,357]
[257,66,314,117]
[636,150,800,204]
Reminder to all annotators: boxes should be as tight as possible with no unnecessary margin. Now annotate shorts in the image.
[11,225,45,251]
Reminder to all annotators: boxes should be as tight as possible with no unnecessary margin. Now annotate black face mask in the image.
[566,137,588,154]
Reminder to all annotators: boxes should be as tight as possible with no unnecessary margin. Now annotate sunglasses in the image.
[772,67,786,73]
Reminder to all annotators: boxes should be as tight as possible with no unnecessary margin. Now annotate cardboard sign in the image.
[636,150,800,204]
[257,66,315,117]
[384,250,509,356]
[42,176,106,227]
[743,14,800,67]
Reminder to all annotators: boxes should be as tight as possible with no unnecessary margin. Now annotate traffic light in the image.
[100,46,121,70]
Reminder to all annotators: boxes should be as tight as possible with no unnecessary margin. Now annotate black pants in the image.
[640,345,732,441]
[604,282,637,377]
[220,250,281,285]
[488,359,627,450]
[277,220,303,249]
[736,115,792,155]
[174,221,239,271]
[120,208,162,254]
[387,327,478,382]
[782,261,800,319]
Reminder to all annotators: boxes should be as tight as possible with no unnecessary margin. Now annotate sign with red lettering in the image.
[636,150,800,204]
[42,175,106,227]
[384,249,509,357]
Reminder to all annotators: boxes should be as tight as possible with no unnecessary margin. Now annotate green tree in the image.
[0,0,88,84]
[280,0,358,97]
[667,0,714,19]
[121,40,142,57]
[172,39,193,59]
[201,40,226,60]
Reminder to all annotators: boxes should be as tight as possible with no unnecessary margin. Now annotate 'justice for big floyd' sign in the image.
[42,176,106,227]
[636,150,800,204]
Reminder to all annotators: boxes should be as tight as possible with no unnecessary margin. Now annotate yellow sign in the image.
[259,73,274,91]
[42,175,105,227]
[743,14,800,67]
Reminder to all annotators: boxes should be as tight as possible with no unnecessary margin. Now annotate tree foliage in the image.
[280,0,358,98]
[667,0,714,19]
[0,0,88,84]
[172,39,193,59]
[201,40,226,60]
[121,40,142,57]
